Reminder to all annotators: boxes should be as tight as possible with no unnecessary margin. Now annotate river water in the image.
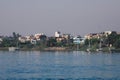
[0,51,120,80]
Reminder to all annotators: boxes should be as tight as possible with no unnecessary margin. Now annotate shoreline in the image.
[0,47,73,51]
[0,47,120,53]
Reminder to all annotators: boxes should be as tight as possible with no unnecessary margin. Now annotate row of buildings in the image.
[18,33,46,44]
[0,31,118,47]
[17,31,85,45]
[18,31,117,45]
[85,31,117,39]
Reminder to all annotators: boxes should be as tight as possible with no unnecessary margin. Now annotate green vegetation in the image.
[1,32,21,47]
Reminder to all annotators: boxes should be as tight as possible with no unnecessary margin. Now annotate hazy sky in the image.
[0,0,120,36]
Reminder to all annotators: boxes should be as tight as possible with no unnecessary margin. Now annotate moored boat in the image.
[8,47,20,51]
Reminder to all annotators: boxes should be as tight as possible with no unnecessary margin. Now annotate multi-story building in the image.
[73,36,85,44]
[18,37,27,43]
[104,31,117,37]
[34,33,44,40]
[85,33,100,39]
[55,31,61,37]
[85,31,117,39]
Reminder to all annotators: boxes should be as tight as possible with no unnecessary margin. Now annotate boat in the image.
[8,47,20,51]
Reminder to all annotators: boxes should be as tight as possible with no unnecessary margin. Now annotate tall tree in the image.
[107,33,117,46]
[12,32,21,47]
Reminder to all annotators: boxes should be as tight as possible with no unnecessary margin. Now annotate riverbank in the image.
[0,47,72,51]
[0,47,120,53]
[0,47,8,51]
[44,47,72,51]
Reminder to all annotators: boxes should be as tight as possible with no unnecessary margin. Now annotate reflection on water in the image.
[0,51,120,80]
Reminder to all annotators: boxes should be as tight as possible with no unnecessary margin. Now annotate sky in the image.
[0,0,120,37]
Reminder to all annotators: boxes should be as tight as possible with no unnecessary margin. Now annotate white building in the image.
[0,38,3,44]
[34,33,44,40]
[18,37,27,43]
[25,35,34,41]
[55,31,61,37]
[104,31,116,37]
[104,31,112,35]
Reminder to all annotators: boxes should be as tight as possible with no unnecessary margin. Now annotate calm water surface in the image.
[0,51,120,80]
